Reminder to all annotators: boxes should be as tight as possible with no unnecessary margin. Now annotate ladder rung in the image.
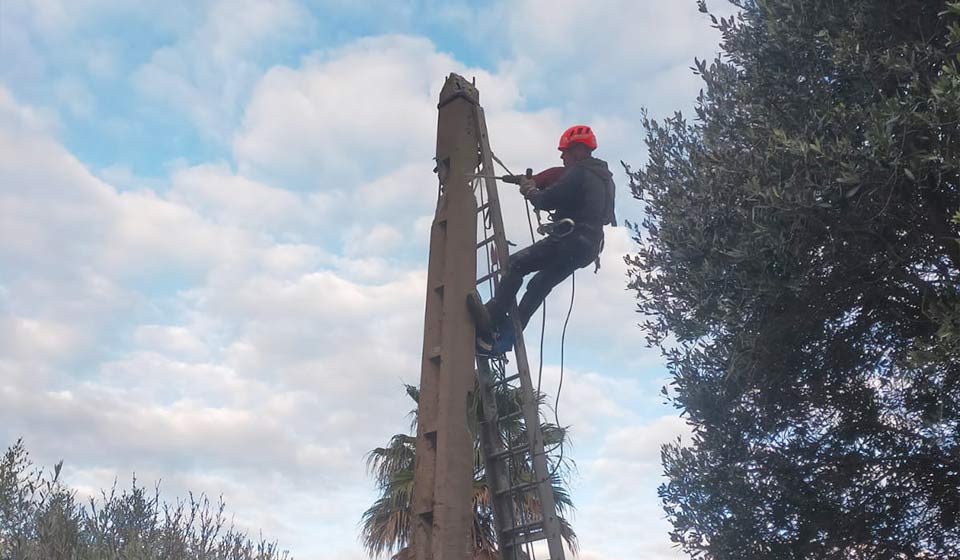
[476,269,499,285]
[503,519,544,537]
[496,480,539,497]
[495,373,521,386]
[503,527,547,548]
[480,409,522,426]
[491,444,530,461]
[476,235,496,249]
[500,520,547,546]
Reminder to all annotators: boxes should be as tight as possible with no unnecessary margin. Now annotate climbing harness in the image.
[537,217,575,238]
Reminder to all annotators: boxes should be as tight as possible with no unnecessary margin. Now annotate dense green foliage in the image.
[0,441,288,560]
[360,384,576,559]
[628,0,960,557]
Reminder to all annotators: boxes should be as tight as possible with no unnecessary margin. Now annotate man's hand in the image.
[519,176,538,197]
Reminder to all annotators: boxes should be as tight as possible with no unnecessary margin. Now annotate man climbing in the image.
[469,125,617,354]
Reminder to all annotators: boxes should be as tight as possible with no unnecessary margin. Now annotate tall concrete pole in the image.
[409,73,480,560]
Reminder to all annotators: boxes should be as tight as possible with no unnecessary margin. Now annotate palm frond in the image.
[365,434,416,490]
[363,381,579,557]
[404,384,420,430]
[359,469,415,558]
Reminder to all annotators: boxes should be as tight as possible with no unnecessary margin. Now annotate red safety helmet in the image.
[557,125,597,150]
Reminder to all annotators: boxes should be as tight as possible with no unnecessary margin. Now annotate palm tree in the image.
[360,383,578,559]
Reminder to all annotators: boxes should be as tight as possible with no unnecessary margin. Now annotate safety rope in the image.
[487,152,577,559]
[490,153,572,488]
[548,271,574,480]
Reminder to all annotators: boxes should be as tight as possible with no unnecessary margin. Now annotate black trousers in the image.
[487,231,601,330]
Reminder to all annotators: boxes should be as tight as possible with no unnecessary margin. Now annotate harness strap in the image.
[537,218,575,237]
[594,237,605,273]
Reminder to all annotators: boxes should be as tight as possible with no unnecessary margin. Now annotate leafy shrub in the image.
[0,440,290,560]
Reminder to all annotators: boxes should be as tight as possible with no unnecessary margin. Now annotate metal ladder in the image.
[470,105,566,560]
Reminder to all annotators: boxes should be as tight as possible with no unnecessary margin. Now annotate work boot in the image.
[476,334,496,356]
[466,292,494,338]
[467,292,498,356]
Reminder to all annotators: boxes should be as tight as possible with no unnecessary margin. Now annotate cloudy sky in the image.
[0,1,734,558]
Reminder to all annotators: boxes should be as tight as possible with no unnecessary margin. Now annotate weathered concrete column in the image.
[410,73,479,560]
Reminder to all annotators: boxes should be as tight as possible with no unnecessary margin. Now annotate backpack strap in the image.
[582,166,618,227]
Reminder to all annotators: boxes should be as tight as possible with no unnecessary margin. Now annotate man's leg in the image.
[517,233,601,328]
[486,236,563,326]
[517,261,578,329]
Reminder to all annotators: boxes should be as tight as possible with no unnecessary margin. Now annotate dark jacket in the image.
[526,157,617,237]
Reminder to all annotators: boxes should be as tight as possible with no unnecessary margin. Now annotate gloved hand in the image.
[519,176,537,197]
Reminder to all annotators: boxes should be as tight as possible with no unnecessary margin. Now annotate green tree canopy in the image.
[628,0,960,557]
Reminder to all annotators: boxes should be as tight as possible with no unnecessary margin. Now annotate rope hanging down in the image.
[489,152,575,482]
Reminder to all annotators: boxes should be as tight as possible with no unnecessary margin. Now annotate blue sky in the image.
[0,1,734,558]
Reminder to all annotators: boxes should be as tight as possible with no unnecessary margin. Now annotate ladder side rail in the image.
[473,160,524,558]
[504,314,566,560]
[474,106,512,275]
[474,107,566,560]
[476,358,523,560]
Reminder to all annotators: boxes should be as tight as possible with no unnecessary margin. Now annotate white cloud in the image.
[528,365,641,441]
[352,163,440,220]
[0,88,253,293]
[132,325,211,361]
[168,163,331,233]
[563,227,659,365]
[0,80,418,442]
[15,0,130,34]
[0,82,434,560]
[258,243,326,275]
[1,381,348,480]
[234,34,522,189]
[101,190,252,277]
[204,269,422,326]
[0,316,85,361]
[344,223,404,255]
[594,415,692,478]
[570,414,692,560]
[2,0,210,116]
[133,0,314,139]
[498,0,733,119]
